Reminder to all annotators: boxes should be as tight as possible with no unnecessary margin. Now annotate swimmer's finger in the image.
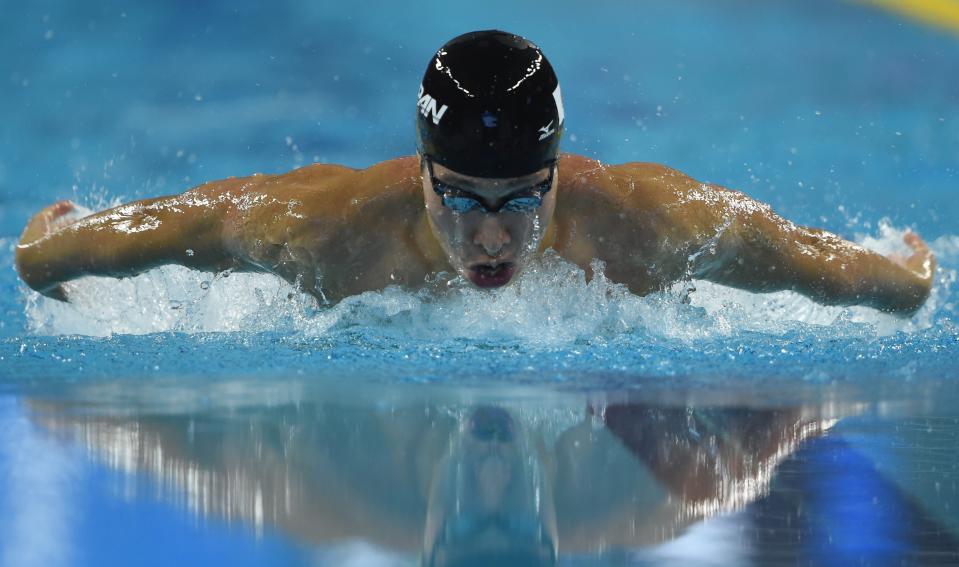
[894,232,935,279]
[895,234,936,281]
[49,200,78,230]
[20,200,77,244]
[903,232,928,252]
[906,247,937,281]
[49,199,76,216]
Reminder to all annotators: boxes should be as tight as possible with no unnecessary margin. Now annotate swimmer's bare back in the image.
[15,154,935,314]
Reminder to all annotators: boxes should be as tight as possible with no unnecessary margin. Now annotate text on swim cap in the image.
[418,85,449,126]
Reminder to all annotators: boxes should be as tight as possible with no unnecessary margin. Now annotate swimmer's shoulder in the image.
[188,163,358,204]
[278,156,416,180]
[280,156,420,194]
[222,157,424,254]
[286,157,426,239]
[557,154,701,210]
[236,156,421,211]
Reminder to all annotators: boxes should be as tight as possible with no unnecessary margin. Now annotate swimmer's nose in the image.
[473,215,511,257]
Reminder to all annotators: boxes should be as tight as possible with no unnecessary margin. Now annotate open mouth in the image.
[467,262,516,288]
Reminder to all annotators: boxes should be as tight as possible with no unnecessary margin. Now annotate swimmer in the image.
[15,30,936,314]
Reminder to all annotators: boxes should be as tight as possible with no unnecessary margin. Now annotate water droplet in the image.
[185,249,195,256]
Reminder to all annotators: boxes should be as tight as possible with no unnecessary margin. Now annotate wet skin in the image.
[16,154,936,314]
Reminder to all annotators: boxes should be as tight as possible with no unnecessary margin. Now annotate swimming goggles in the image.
[425,157,555,214]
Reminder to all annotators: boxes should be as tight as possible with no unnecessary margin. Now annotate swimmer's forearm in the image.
[704,221,932,315]
[16,195,236,294]
[783,238,931,314]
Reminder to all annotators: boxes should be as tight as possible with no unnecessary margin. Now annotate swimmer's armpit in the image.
[15,179,252,301]
[693,195,936,315]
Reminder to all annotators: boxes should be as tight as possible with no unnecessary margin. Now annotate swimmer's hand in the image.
[884,232,937,313]
[15,200,78,301]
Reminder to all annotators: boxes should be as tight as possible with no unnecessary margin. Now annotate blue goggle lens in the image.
[442,195,485,213]
[441,193,543,214]
[428,158,553,215]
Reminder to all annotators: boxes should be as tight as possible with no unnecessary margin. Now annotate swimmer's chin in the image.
[465,262,517,289]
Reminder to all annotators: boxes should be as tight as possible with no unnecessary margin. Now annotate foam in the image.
[20,220,954,341]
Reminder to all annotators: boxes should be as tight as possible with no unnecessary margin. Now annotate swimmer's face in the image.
[421,157,557,289]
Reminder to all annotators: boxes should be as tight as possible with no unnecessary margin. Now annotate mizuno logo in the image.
[538,120,555,141]
[417,85,449,125]
[538,85,565,141]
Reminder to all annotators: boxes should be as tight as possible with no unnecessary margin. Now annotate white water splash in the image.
[21,223,953,341]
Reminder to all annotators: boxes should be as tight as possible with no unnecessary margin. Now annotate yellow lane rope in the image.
[853,0,959,34]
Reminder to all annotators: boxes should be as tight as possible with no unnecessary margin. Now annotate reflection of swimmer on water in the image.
[422,406,557,566]
[28,390,838,562]
[16,30,934,314]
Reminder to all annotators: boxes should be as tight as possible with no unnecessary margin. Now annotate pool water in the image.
[1,0,958,565]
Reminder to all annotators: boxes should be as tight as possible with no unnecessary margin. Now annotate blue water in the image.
[1,0,959,565]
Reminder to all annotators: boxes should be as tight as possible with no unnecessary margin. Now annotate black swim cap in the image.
[416,30,565,178]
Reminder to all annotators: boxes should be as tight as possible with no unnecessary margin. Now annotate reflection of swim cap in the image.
[416,30,565,178]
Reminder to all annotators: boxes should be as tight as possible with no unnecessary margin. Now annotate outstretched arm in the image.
[690,186,936,315]
[14,177,258,300]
